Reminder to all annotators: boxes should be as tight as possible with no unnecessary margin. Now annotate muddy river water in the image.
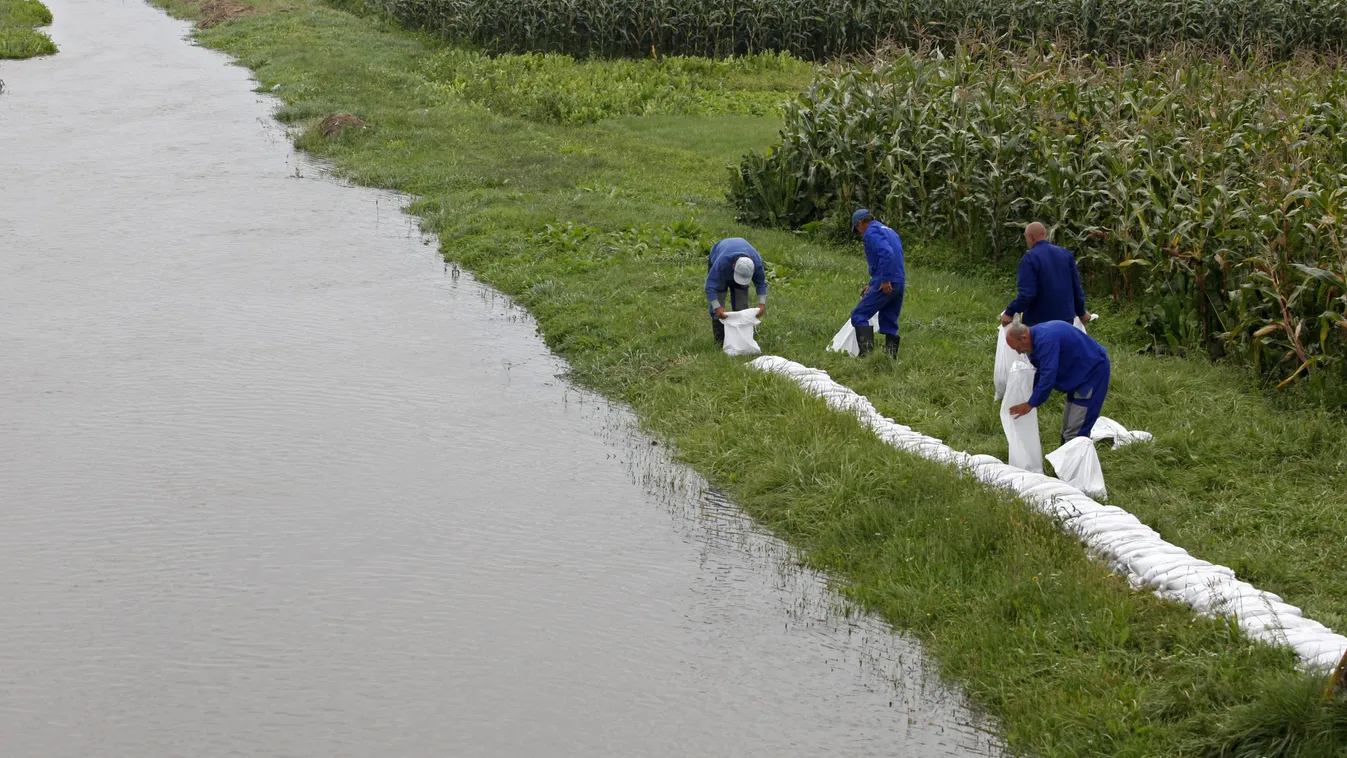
[0,2,1001,755]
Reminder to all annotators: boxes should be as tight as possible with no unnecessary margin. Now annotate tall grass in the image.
[732,45,1347,392]
[0,0,56,59]
[357,0,1347,60]
[417,49,810,126]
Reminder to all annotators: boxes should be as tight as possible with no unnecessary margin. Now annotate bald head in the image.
[1006,323,1032,354]
[1024,222,1048,248]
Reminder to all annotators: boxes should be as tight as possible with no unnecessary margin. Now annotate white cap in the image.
[733,257,755,286]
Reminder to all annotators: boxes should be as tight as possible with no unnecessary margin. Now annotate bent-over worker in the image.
[705,237,767,346]
[1000,222,1093,328]
[1005,321,1111,444]
[849,209,905,357]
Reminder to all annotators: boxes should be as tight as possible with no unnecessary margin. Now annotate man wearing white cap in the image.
[705,237,767,346]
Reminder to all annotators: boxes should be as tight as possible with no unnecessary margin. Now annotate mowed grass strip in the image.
[158,2,1347,754]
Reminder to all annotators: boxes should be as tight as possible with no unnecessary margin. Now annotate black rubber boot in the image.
[712,318,725,345]
[885,334,901,358]
[855,325,875,357]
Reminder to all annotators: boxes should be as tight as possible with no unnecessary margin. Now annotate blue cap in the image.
[851,208,874,229]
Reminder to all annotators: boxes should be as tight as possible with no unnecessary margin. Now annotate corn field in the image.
[731,47,1347,388]
[359,0,1347,59]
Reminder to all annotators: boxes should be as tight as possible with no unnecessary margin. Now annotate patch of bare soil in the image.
[195,0,255,28]
[317,113,371,137]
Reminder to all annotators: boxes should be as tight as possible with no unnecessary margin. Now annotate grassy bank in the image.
[156,2,1347,754]
[0,0,56,58]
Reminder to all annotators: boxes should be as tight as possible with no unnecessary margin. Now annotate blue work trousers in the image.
[850,286,904,336]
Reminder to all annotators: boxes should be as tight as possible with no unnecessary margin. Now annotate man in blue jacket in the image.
[849,209,905,357]
[1005,321,1111,444]
[1000,222,1093,328]
[705,237,767,346]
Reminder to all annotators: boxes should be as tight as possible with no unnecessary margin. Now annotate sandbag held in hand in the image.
[999,359,1042,473]
[721,309,762,356]
[993,325,1017,400]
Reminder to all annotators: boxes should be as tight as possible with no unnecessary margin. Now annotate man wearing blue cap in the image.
[705,237,768,346]
[849,209,905,357]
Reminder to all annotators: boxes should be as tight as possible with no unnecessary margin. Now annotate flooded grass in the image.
[0,0,56,58]
[158,2,1347,754]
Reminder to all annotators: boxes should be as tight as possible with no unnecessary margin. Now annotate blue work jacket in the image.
[863,221,905,287]
[1027,321,1110,408]
[1005,240,1086,326]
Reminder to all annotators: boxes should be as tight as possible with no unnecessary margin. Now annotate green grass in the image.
[156,2,1347,754]
[419,49,812,126]
[0,0,56,59]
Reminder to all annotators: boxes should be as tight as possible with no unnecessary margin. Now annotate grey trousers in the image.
[710,286,749,342]
[1060,362,1110,444]
[714,285,749,313]
[1062,396,1092,443]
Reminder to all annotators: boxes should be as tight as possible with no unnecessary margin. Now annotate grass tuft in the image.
[0,0,56,59]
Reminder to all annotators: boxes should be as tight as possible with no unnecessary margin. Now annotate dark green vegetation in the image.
[0,0,56,59]
[733,49,1347,392]
[155,1,1347,754]
[357,0,1347,60]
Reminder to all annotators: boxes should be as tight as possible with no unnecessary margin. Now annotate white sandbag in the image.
[1090,416,1154,449]
[1021,481,1081,502]
[994,470,1039,491]
[1121,550,1192,579]
[746,353,1347,671]
[1000,359,1043,473]
[1049,493,1106,516]
[993,325,1017,401]
[721,309,762,356]
[1046,437,1106,498]
[1290,637,1346,663]
[827,314,880,356]
[1067,513,1144,535]
[1073,316,1089,332]
[1087,530,1161,552]
[1239,615,1300,635]
[751,355,791,374]
[1155,566,1237,592]
[1140,560,1203,588]
[1115,544,1188,565]
[1306,648,1347,671]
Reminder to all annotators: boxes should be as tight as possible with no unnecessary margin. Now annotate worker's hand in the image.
[860,284,870,296]
[756,304,766,318]
[1083,312,1095,323]
[714,306,727,320]
[1009,402,1032,419]
[1000,312,1013,326]
[879,281,894,295]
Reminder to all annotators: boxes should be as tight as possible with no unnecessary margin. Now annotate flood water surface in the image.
[0,2,1000,756]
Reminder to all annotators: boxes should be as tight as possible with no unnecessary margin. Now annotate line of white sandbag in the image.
[749,355,1347,672]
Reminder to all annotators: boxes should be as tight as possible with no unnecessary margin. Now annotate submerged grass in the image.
[0,0,56,59]
[156,2,1347,754]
